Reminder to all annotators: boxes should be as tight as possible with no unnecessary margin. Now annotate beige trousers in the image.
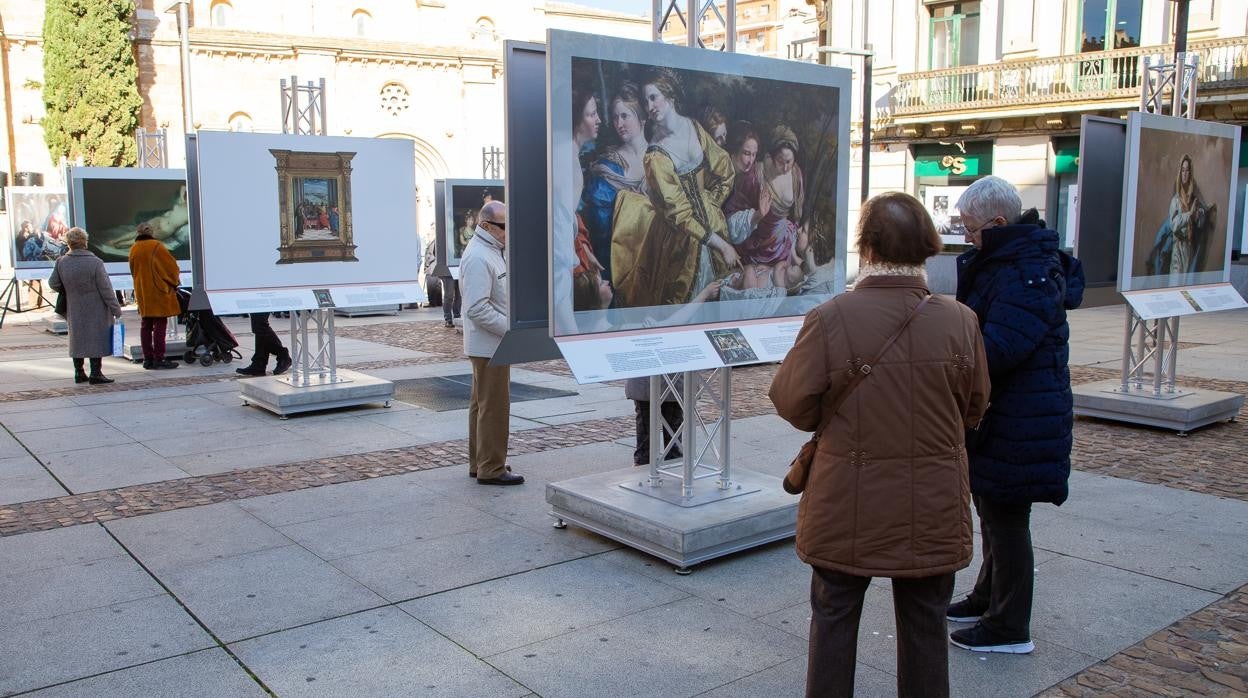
[468,356,510,479]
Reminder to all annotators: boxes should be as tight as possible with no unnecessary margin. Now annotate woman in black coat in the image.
[48,228,122,384]
[946,176,1084,655]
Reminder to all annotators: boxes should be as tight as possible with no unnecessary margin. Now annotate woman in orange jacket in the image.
[128,222,182,369]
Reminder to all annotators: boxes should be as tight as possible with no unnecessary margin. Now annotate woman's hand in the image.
[694,279,723,302]
[710,235,741,269]
[759,186,772,216]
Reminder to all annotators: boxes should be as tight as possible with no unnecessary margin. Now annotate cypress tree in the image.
[42,0,142,166]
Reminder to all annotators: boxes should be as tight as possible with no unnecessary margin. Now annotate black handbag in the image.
[783,295,931,495]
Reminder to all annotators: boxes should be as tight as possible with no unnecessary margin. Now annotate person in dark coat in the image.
[48,227,123,385]
[947,175,1085,655]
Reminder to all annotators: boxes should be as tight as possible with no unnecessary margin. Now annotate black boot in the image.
[73,358,88,384]
[273,351,292,376]
[88,358,114,385]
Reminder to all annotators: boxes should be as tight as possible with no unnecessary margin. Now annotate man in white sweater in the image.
[460,200,523,485]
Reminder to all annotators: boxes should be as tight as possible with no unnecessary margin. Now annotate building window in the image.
[473,16,495,42]
[210,0,231,28]
[1079,0,1143,52]
[228,112,253,132]
[353,9,371,37]
[760,4,769,14]
[929,2,980,69]
[379,83,410,117]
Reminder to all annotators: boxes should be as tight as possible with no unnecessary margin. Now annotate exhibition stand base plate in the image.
[239,368,393,417]
[333,304,400,317]
[547,467,796,569]
[1074,379,1244,433]
[123,339,188,363]
[43,316,67,335]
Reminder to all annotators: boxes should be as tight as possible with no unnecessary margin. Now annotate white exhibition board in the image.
[556,318,802,383]
[194,131,423,314]
[1122,283,1247,321]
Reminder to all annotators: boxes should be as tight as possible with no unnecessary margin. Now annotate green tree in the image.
[42,0,142,166]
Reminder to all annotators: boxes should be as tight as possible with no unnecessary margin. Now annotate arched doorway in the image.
[376,132,448,251]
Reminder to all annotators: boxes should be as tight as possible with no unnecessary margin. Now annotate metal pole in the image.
[652,0,663,42]
[718,368,732,489]
[1120,305,1134,392]
[681,370,696,498]
[861,43,872,204]
[649,374,662,485]
[175,2,194,133]
[686,0,698,48]
[724,0,736,52]
[1172,0,1190,59]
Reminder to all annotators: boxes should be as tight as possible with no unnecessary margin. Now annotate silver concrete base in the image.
[239,368,393,418]
[43,316,67,335]
[333,304,401,317]
[1074,378,1244,434]
[547,467,797,570]
[123,339,188,363]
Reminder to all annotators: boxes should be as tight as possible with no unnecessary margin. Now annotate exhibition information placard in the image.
[556,318,802,383]
[1122,283,1247,321]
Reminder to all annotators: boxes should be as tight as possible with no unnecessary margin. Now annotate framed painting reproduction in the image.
[1119,112,1240,292]
[271,150,357,264]
[69,167,190,276]
[440,178,503,268]
[8,187,69,276]
[547,29,850,339]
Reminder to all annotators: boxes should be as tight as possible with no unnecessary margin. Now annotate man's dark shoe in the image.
[445,319,454,328]
[236,365,266,377]
[946,597,985,623]
[477,472,525,486]
[273,356,292,375]
[469,466,511,478]
[950,623,1034,654]
[154,360,179,370]
[88,373,115,385]
[142,359,155,370]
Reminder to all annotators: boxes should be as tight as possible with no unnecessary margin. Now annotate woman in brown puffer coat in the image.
[128,222,182,370]
[770,192,990,698]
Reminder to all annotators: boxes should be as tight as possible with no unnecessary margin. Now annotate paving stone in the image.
[42,442,188,494]
[697,655,897,698]
[0,595,213,696]
[160,544,386,642]
[17,422,136,455]
[231,606,527,697]
[26,648,267,697]
[401,556,689,656]
[105,502,294,573]
[0,554,163,628]
[0,454,45,479]
[488,596,807,698]
[0,472,68,506]
[0,406,104,433]
[0,524,123,575]
[330,522,588,602]
[278,496,490,560]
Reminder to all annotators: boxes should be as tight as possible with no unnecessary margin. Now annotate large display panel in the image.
[193,131,422,313]
[8,187,69,278]
[1076,116,1127,294]
[439,178,503,275]
[69,167,191,279]
[547,30,850,340]
[1119,112,1240,292]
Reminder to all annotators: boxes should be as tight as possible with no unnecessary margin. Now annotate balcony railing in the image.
[892,36,1248,119]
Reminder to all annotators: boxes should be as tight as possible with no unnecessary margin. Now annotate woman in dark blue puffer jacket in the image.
[945,176,1085,656]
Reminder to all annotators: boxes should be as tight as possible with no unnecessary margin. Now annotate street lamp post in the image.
[165,1,194,133]
[817,45,873,204]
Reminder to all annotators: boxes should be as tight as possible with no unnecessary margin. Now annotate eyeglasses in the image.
[488,220,506,230]
[964,217,1001,238]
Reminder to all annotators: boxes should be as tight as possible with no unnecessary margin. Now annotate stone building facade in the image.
[0,0,648,273]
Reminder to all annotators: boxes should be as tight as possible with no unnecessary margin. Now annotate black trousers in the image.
[807,567,954,698]
[441,278,461,321]
[632,400,683,465]
[248,312,288,369]
[966,494,1034,640]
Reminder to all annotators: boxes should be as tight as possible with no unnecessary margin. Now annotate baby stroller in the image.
[177,289,242,366]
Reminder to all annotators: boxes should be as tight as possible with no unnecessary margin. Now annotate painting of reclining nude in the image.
[548,31,849,337]
[9,188,69,268]
[78,178,190,266]
[1121,112,1240,292]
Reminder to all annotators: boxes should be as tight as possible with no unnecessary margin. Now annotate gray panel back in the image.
[1076,116,1127,290]
[504,41,549,331]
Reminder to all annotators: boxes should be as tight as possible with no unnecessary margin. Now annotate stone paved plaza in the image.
[0,303,1246,697]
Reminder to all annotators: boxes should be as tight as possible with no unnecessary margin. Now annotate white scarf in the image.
[857,262,928,282]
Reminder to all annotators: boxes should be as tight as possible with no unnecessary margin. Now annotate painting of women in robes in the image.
[551,31,849,336]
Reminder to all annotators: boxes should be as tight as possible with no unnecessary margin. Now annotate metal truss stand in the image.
[549,0,797,574]
[136,128,168,169]
[0,277,56,329]
[1072,52,1243,434]
[237,78,394,418]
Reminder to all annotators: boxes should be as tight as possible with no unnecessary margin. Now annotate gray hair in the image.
[65,227,89,250]
[956,176,1021,225]
[479,200,506,225]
